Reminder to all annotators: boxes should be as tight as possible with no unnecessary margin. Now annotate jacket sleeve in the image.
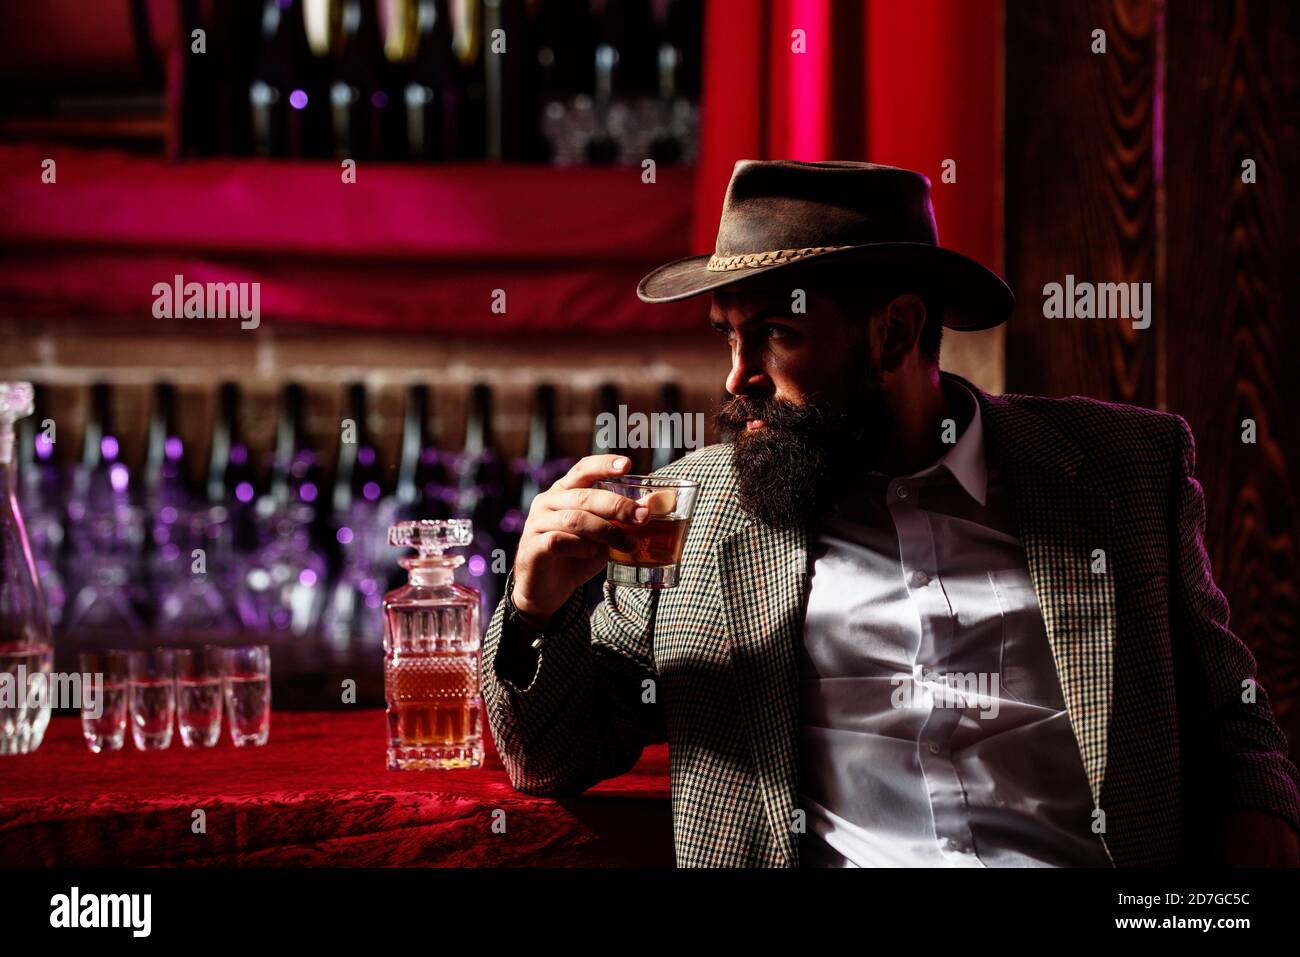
[1168,415,1300,836]
[481,565,668,796]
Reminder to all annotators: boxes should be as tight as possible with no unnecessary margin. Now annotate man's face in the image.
[709,274,895,528]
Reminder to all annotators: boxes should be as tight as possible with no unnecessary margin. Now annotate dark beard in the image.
[713,366,892,529]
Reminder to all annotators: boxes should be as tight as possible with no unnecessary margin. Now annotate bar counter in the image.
[0,710,673,867]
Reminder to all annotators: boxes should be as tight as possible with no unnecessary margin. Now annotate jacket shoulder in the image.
[999,391,1194,474]
[649,442,733,481]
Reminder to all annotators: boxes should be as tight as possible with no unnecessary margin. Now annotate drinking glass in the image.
[128,647,175,750]
[77,649,129,753]
[221,644,271,747]
[592,476,700,588]
[175,646,223,747]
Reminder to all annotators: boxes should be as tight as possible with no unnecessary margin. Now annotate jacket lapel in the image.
[715,520,808,867]
[971,380,1116,808]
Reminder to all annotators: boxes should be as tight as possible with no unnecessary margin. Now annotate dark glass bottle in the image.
[650,382,686,470]
[403,0,459,160]
[331,0,403,160]
[455,384,504,622]
[270,382,325,512]
[333,382,385,514]
[451,0,486,159]
[146,382,194,512]
[396,384,453,519]
[249,0,330,157]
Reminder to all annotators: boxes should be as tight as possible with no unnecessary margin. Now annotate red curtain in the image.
[692,0,1004,276]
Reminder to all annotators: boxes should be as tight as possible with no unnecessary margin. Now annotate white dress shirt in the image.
[797,377,1113,867]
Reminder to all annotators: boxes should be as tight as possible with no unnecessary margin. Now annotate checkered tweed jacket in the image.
[483,371,1300,867]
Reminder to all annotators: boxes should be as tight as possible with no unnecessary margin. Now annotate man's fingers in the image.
[539,509,636,550]
[551,454,632,491]
[540,532,604,559]
[545,487,646,523]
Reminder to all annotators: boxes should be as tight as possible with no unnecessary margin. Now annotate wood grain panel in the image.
[1164,0,1300,755]
[1005,0,1157,405]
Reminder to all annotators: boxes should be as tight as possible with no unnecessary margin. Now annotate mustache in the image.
[713,395,824,436]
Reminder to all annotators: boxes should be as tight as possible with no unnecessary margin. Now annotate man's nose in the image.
[725,345,771,397]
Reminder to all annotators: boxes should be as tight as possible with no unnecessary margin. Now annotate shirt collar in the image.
[866,375,989,507]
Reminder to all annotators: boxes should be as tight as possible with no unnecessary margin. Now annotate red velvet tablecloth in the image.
[0,711,672,867]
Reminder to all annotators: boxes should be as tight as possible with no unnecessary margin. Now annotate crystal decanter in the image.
[383,519,483,770]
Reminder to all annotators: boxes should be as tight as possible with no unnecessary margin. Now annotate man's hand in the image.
[1215,810,1300,867]
[510,454,650,622]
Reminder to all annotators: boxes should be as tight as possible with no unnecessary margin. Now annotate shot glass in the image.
[176,646,224,747]
[128,647,176,751]
[592,475,701,588]
[221,644,271,747]
[77,650,129,753]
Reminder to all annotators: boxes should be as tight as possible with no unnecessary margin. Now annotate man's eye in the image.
[764,325,787,340]
[713,326,734,341]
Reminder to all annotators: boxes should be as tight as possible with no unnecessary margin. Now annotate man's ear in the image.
[877,294,926,372]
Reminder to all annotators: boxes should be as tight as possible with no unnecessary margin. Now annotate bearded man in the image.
[485,160,1300,868]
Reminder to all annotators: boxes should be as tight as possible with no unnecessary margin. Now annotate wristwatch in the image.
[504,590,551,650]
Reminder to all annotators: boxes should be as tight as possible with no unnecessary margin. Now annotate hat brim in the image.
[636,242,1014,331]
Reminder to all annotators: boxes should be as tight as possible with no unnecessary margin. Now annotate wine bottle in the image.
[270,382,325,511]
[404,0,459,160]
[396,384,453,518]
[207,382,258,508]
[483,0,526,160]
[650,382,686,470]
[146,382,194,511]
[450,0,486,159]
[332,0,403,161]
[589,383,626,457]
[455,383,504,624]
[333,382,385,514]
[250,0,330,157]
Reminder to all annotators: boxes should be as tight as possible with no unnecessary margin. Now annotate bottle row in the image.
[182,0,703,164]
[13,380,698,655]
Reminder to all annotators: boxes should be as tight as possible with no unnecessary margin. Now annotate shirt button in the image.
[928,741,941,755]
[909,570,930,588]
[894,484,911,500]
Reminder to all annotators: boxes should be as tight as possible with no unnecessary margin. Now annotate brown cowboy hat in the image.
[636,159,1014,331]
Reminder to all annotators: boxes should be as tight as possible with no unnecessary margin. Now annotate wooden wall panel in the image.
[1005,0,1158,405]
[1007,0,1300,763]
[1164,0,1300,755]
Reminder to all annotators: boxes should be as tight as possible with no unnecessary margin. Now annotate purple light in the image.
[468,554,486,577]
[230,444,247,466]
[34,434,53,460]
[165,436,183,461]
[161,543,180,562]
[299,481,318,503]
[289,89,309,110]
[109,463,129,493]
[101,436,119,461]
[420,449,439,465]
[360,578,378,595]
[160,506,178,524]
[362,481,381,502]
[298,568,317,587]
[235,481,255,504]
[357,447,375,467]
[336,526,353,545]
[365,593,382,609]
[500,509,523,534]
[370,91,389,109]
